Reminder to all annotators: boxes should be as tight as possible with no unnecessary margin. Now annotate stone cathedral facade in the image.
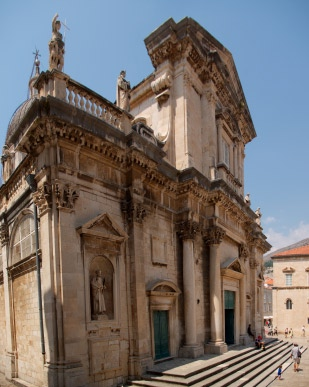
[0,17,270,387]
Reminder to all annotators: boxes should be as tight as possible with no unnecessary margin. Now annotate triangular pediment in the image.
[221,257,243,273]
[77,213,127,241]
[221,257,244,279]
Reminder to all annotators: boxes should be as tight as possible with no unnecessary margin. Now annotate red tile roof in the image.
[272,245,309,257]
[264,277,273,285]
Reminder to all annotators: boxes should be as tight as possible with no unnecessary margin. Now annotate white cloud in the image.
[264,216,276,224]
[265,221,309,252]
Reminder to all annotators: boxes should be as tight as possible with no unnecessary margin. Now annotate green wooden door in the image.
[224,290,235,345]
[153,310,170,359]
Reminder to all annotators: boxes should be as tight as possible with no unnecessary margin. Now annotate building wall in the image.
[272,256,309,335]
[13,271,44,385]
[0,17,271,387]
[0,283,5,371]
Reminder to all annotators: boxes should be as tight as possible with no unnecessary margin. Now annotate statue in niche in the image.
[116,70,131,111]
[49,13,65,71]
[91,270,107,319]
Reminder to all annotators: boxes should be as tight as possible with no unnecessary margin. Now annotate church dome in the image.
[5,98,36,145]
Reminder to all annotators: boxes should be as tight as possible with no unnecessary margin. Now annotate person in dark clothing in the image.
[247,324,254,340]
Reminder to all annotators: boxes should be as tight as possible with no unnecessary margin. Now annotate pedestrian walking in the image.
[290,343,301,372]
[284,327,288,338]
[277,364,283,380]
[301,325,305,337]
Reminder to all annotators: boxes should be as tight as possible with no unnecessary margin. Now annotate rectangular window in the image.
[285,274,292,286]
[222,138,230,167]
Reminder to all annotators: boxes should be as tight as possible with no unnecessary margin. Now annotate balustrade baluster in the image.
[74,90,79,108]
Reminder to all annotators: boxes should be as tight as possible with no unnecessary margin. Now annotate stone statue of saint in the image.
[255,207,262,226]
[1,145,13,183]
[49,13,65,71]
[116,70,131,111]
[52,13,63,41]
[91,270,106,317]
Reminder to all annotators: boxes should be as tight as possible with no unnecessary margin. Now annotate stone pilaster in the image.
[178,220,203,358]
[204,226,228,354]
[239,243,249,344]
[0,222,17,379]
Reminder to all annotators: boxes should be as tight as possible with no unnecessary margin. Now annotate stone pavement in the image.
[0,335,308,386]
[263,335,309,387]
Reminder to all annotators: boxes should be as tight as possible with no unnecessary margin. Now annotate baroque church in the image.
[0,15,270,387]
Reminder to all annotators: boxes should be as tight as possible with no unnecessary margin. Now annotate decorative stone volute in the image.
[151,71,172,105]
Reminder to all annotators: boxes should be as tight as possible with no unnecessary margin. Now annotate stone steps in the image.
[129,340,294,387]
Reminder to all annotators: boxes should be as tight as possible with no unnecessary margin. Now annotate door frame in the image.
[147,280,181,360]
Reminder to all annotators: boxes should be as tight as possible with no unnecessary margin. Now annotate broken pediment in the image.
[221,257,244,279]
[77,213,128,242]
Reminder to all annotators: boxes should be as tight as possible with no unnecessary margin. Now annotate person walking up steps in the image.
[290,343,301,372]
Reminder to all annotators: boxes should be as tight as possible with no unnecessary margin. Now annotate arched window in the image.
[11,214,36,265]
[286,299,292,310]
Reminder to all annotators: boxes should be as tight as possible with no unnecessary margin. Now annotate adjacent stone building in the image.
[0,16,270,387]
[272,243,309,335]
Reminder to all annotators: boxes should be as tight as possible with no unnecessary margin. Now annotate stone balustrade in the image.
[35,70,132,133]
[66,79,123,129]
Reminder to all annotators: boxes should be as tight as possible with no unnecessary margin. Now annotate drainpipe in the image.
[26,174,46,361]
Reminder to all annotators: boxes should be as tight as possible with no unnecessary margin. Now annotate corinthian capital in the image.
[55,182,79,210]
[203,226,225,245]
[177,220,200,240]
[0,224,9,246]
[33,182,52,213]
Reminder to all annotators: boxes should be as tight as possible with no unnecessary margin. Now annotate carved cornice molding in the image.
[177,181,209,201]
[203,225,226,245]
[126,150,157,170]
[0,223,9,246]
[145,169,178,193]
[19,119,126,166]
[177,220,200,240]
[55,181,79,210]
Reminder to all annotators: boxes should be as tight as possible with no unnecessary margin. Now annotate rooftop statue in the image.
[49,13,65,71]
[116,70,131,111]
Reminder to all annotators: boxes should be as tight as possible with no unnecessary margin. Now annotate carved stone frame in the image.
[77,213,128,329]
[147,280,181,360]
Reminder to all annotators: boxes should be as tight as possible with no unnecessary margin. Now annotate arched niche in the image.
[77,213,127,327]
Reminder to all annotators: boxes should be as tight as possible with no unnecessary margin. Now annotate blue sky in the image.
[0,0,308,252]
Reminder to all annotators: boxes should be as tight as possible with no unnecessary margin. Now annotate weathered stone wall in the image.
[13,270,44,386]
[0,283,5,371]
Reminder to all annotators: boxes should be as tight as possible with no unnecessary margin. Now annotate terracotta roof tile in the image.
[272,245,309,257]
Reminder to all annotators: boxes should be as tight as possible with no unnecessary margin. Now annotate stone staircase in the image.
[129,340,301,387]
